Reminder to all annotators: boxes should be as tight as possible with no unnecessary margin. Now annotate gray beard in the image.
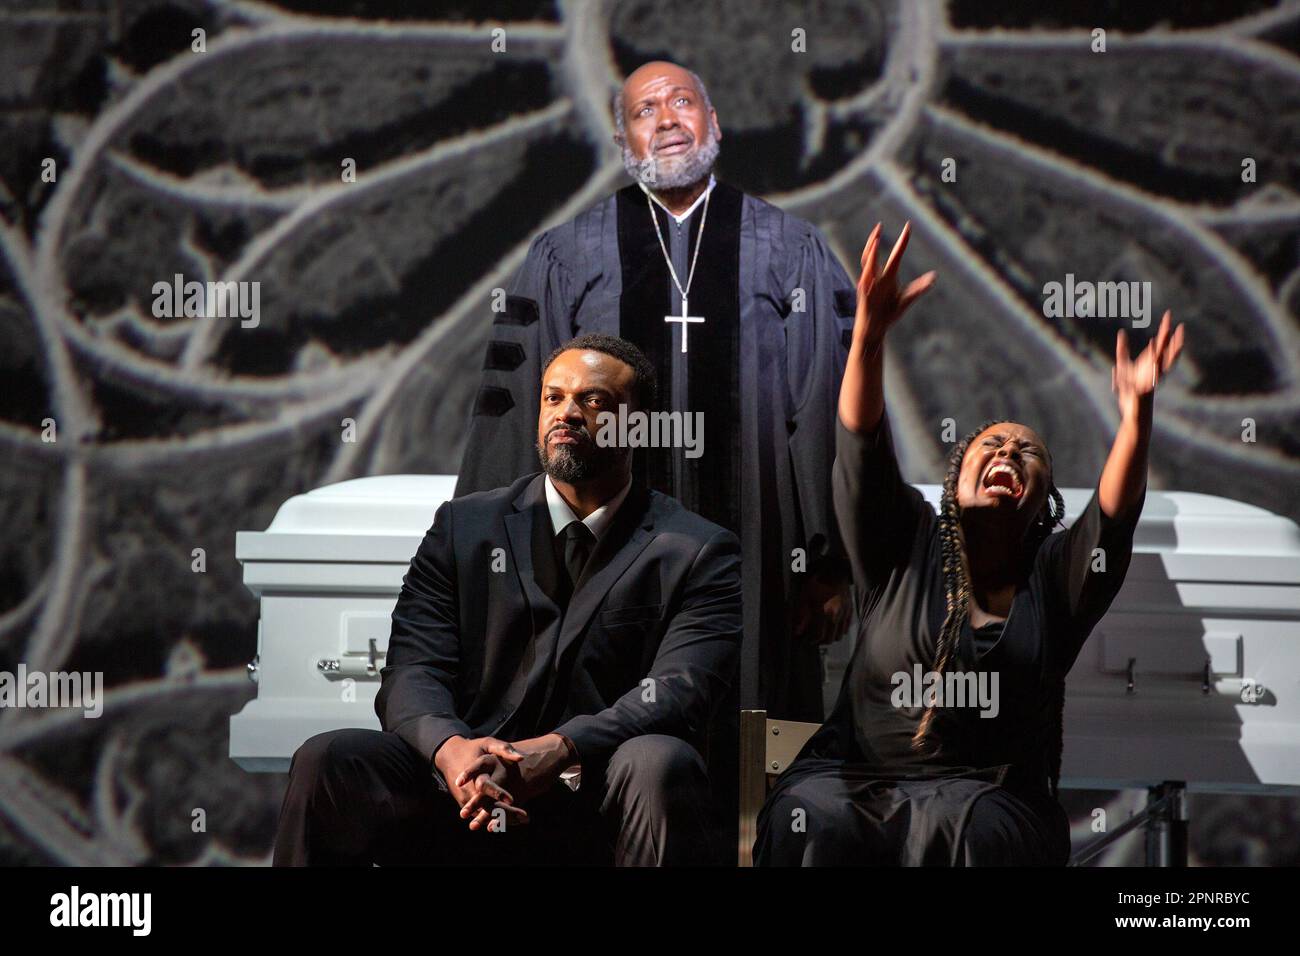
[622,129,720,191]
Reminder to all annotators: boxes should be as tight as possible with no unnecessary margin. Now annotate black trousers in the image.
[273,729,716,866]
[754,760,1069,866]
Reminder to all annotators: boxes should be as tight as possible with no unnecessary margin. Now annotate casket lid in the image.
[236,475,456,564]
[917,486,1300,558]
[264,475,457,534]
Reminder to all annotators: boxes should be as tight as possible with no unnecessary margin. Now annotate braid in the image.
[1038,485,1067,797]
[1029,486,1069,798]
[911,420,997,754]
[911,423,1068,758]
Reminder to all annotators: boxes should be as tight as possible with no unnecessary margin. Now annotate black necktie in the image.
[562,521,595,593]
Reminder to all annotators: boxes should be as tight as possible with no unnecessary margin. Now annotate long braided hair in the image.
[911,421,1067,782]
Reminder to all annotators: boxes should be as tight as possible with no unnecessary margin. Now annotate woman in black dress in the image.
[755,222,1185,866]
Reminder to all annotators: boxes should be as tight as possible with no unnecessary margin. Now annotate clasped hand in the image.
[434,733,576,832]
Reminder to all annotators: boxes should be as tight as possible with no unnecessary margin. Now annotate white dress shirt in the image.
[638,173,716,225]
[542,474,633,790]
[545,475,633,541]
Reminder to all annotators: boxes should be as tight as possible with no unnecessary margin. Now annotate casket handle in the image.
[1126,657,1136,695]
[317,639,385,680]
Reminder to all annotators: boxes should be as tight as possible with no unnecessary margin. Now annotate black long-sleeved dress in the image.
[754,413,1142,866]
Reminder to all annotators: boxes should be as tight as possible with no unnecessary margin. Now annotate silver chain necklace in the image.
[647,186,711,306]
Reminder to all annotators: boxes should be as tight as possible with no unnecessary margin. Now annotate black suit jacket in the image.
[374,473,742,780]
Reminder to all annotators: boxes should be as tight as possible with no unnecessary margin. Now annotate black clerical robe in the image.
[456,180,857,720]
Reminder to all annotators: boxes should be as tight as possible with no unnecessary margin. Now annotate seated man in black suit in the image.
[274,334,741,866]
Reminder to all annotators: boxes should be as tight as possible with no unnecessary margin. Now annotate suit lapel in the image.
[551,485,657,673]
[497,476,561,733]
[503,475,556,617]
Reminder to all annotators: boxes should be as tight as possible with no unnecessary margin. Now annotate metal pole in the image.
[1144,781,1188,867]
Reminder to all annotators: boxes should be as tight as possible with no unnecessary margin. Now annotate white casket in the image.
[1051,489,1300,794]
[912,486,1300,794]
[230,475,456,771]
[233,479,1300,794]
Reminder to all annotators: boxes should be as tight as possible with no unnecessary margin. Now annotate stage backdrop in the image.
[1,0,1297,865]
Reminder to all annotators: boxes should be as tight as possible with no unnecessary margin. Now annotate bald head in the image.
[615,62,711,131]
[622,61,703,105]
[614,61,720,190]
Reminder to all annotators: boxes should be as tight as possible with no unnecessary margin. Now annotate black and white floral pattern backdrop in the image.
[1,0,1297,865]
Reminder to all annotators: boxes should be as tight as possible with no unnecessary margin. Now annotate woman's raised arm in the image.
[838,221,935,434]
[833,223,937,595]
[1098,310,1186,522]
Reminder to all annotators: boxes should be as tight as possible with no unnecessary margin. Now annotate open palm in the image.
[853,221,936,351]
[1113,310,1186,419]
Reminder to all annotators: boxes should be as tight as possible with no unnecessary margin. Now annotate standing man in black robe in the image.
[457,61,857,728]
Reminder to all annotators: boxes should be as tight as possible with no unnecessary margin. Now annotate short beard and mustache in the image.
[537,423,625,483]
[621,124,720,191]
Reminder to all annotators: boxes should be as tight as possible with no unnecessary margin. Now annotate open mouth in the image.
[981,460,1024,499]
[655,136,691,155]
